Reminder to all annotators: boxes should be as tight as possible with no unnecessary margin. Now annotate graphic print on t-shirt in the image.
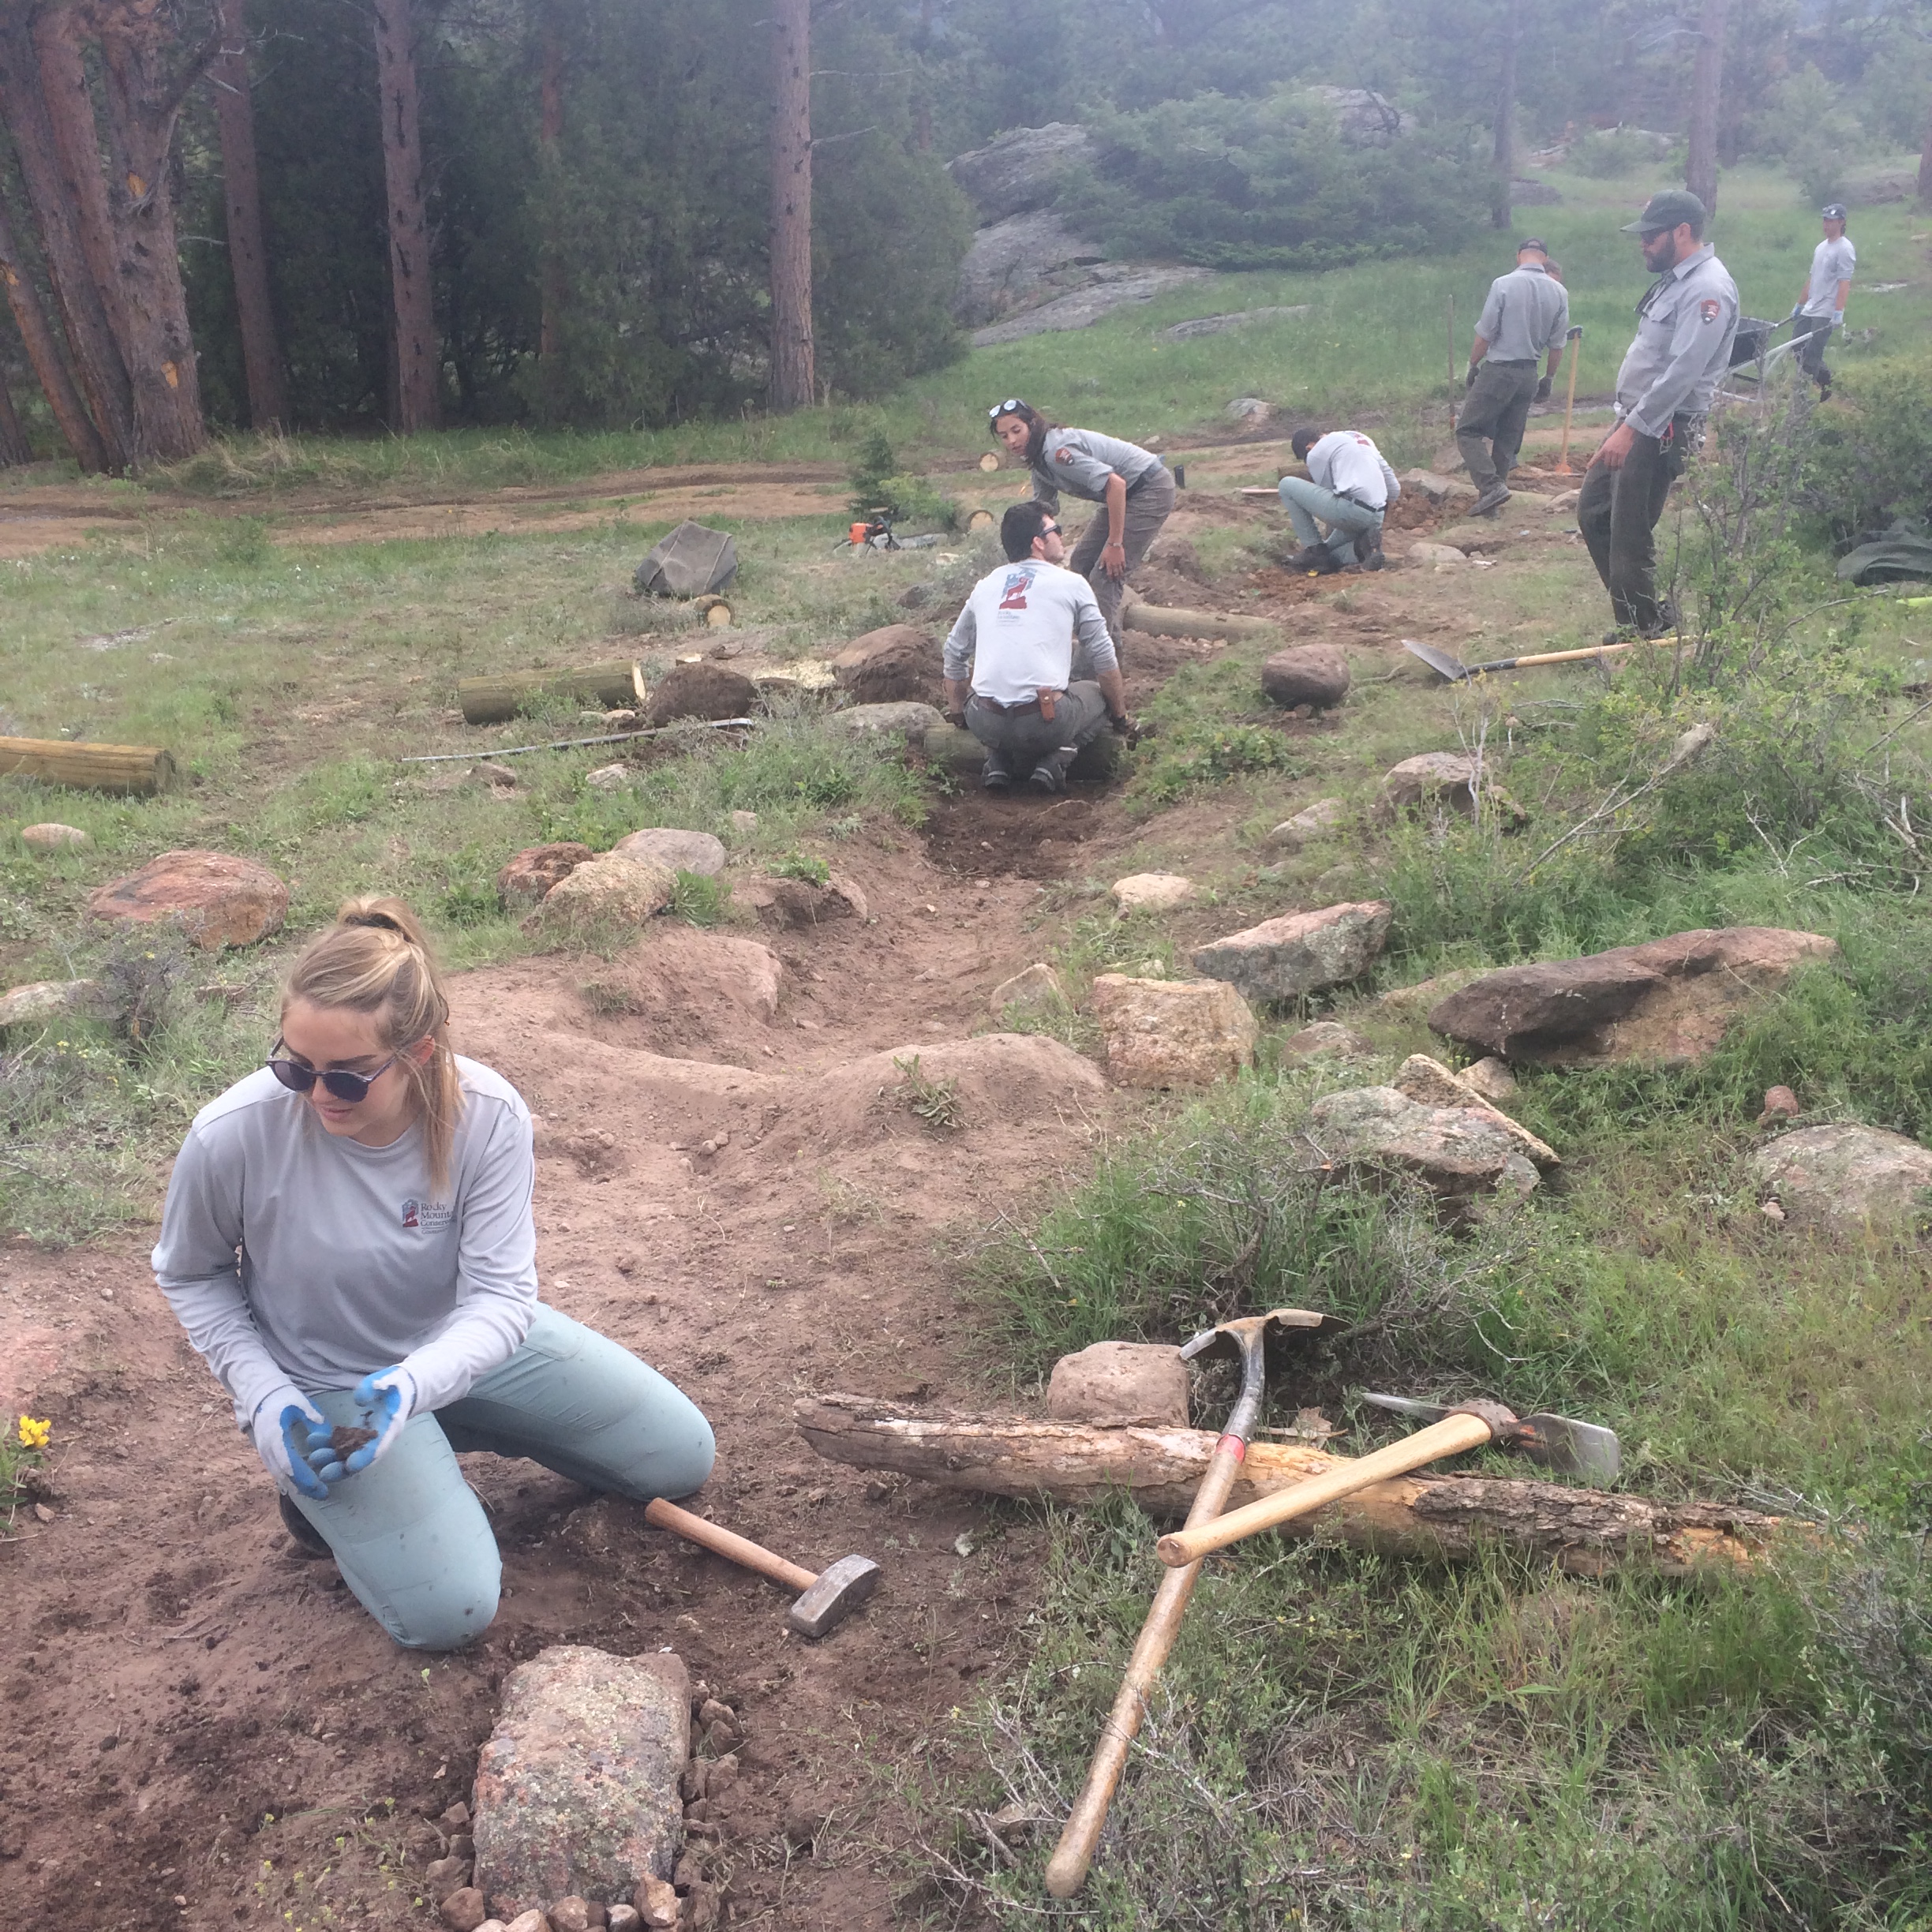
[399,1197,453,1230]
[998,570,1032,612]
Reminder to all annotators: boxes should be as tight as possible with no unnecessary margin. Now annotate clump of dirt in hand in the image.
[327,1425,376,1456]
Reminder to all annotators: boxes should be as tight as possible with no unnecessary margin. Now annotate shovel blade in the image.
[1402,638,1470,683]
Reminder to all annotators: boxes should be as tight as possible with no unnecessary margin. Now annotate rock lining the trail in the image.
[1049,1341,1190,1427]
[1750,1123,1932,1229]
[1306,1086,1541,1201]
[1262,645,1351,710]
[610,828,727,877]
[1267,797,1347,850]
[500,842,595,908]
[646,661,757,724]
[529,854,676,935]
[829,623,942,705]
[829,701,947,739]
[1091,973,1258,1086]
[990,961,1065,1016]
[0,977,110,1028]
[1284,1019,1372,1059]
[1111,872,1194,912]
[1191,900,1392,1003]
[87,849,289,949]
[1391,1053,1558,1170]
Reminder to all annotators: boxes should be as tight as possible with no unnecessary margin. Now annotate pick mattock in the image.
[643,1497,880,1638]
[1155,1394,1620,1569]
[1043,1307,1342,1898]
[1553,324,1585,475]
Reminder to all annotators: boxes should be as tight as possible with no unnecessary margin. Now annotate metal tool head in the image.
[786,1552,882,1639]
[1178,1307,1339,1362]
[1402,638,1473,683]
[1361,1392,1622,1484]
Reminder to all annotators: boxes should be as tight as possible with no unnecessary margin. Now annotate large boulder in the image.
[1191,900,1392,1004]
[530,855,676,936]
[1428,927,1841,1067]
[646,662,757,725]
[1090,974,1257,1087]
[955,210,1105,326]
[1750,1124,1932,1230]
[473,1646,688,1920]
[829,624,942,704]
[87,850,287,949]
[1048,1342,1189,1428]
[1306,1086,1541,1200]
[498,841,593,909]
[947,122,1094,221]
[1262,646,1350,711]
[610,828,727,877]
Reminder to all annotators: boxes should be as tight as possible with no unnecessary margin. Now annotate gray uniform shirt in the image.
[944,559,1117,705]
[1028,426,1165,512]
[152,1056,538,1427]
[1612,245,1739,438]
[1801,234,1855,317]
[1475,261,1571,362]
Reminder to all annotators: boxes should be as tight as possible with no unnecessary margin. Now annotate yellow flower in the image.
[17,1414,51,1450]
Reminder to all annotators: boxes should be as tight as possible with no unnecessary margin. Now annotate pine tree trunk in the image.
[0,10,133,469]
[1919,107,1931,204]
[211,0,287,430]
[0,185,110,470]
[537,0,564,362]
[1684,0,1728,215]
[89,2,208,462]
[370,0,440,432]
[1491,0,1519,230]
[0,358,32,465]
[767,0,814,412]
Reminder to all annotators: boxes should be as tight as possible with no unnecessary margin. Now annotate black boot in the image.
[981,749,1013,793]
[279,1491,333,1559]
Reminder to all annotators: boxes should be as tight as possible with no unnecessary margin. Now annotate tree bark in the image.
[210,0,286,431]
[767,0,814,411]
[1492,0,1520,230]
[0,361,32,465]
[370,0,439,432]
[0,9,132,468]
[457,659,645,725]
[1684,0,1728,215]
[537,0,564,362]
[1919,106,1931,205]
[795,1395,1799,1577]
[0,185,110,470]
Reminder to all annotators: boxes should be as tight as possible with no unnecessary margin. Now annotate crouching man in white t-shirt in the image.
[942,500,1135,794]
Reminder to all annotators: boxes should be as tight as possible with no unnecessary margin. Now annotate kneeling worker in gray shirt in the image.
[944,499,1134,795]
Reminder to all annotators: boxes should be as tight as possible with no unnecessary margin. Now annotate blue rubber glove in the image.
[344,1364,420,1475]
[250,1383,337,1501]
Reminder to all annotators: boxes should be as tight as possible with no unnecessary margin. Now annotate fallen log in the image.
[1125,602,1277,644]
[458,659,645,726]
[796,1395,1795,1577]
[0,736,176,796]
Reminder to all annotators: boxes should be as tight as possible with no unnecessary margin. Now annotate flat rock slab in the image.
[611,828,727,877]
[87,850,287,949]
[1159,305,1309,342]
[1091,973,1257,1087]
[1306,1086,1540,1200]
[1428,927,1840,1067]
[829,701,946,739]
[529,856,675,936]
[1750,1123,1932,1229]
[1191,900,1391,1003]
[970,265,1209,346]
[1261,646,1350,710]
[1392,1053,1558,1168]
[646,661,757,724]
[474,1646,688,1919]
[1111,872,1194,912]
[499,842,593,908]
[1048,1341,1189,1427]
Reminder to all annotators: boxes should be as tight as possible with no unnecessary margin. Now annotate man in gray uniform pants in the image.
[1460,238,1571,515]
[943,499,1133,795]
[1790,202,1854,397]
[1579,189,1738,640]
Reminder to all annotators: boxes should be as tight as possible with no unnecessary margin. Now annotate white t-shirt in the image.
[152,1055,537,1425]
[1305,431,1400,510]
[942,559,1118,705]
[1802,235,1855,317]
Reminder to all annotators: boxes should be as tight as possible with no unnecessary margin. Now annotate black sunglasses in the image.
[268,1037,403,1103]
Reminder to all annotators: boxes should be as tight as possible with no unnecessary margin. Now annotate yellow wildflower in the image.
[17,1414,51,1451]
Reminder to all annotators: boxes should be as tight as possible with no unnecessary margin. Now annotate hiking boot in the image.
[1282,546,1340,575]
[1028,755,1069,795]
[1354,531,1386,571]
[981,751,1013,794]
[279,1491,333,1559]
[1472,481,1512,517]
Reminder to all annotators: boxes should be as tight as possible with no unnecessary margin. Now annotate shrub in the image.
[1799,351,1932,545]
[1136,722,1297,805]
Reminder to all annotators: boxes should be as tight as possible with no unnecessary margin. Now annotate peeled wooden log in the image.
[1125,603,1277,643]
[796,1395,1795,1577]
[0,736,176,796]
[458,660,645,726]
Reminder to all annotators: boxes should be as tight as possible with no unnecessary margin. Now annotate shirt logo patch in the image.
[997,571,1032,612]
[1054,447,1074,463]
[399,1198,453,1230]
[1700,298,1721,323]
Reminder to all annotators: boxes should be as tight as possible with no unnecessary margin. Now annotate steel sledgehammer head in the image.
[787,1553,882,1638]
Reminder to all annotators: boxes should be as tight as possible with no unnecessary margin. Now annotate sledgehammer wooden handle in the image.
[1155,1412,1495,1567]
[646,1496,817,1593]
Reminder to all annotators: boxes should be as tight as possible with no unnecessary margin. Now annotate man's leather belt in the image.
[975,692,1062,714]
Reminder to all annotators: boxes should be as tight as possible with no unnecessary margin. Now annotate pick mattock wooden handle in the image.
[1043,1436,1248,1897]
[1155,1410,1497,1567]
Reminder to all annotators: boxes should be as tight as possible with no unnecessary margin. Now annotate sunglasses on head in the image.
[988,398,1029,421]
[268,1037,406,1103]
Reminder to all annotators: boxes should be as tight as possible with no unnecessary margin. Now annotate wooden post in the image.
[0,736,176,795]
[457,660,644,726]
[1123,603,1279,643]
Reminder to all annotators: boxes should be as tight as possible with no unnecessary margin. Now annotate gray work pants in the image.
[1067,466,1175,653]
[1455,358,1538,490]
[1577,424,1685,635]
[1793,313,1834,384]
[1277,475,1383,563]
[966,683,1108,780]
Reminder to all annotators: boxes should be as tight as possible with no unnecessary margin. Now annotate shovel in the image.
[1153,1395,1619,1569]
[1403,634,1681,683]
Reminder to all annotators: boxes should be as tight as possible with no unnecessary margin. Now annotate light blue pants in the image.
[288,1306,715,1650]
[1278,475,1383,562]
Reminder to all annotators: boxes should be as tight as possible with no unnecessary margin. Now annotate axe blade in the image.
[1361,1393,1621,1484]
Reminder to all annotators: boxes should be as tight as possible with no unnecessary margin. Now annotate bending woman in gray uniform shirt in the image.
[152,897,714,1649]
[989,398,1174,652]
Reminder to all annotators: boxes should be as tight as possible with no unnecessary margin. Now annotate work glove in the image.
[343,1364,420,1476]
[1110,711,1136,739]
[249,1382,339,1501]
[1464,365,1480,390]
[944,708,967,730]
[1535,376,1552,402]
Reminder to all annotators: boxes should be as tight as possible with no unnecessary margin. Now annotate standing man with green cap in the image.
[1789,203,1854,397]
[1579,189,1738,640]
[1459,238,1571,515]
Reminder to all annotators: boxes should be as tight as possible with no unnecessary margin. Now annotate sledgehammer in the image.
[644,1497,881,1638]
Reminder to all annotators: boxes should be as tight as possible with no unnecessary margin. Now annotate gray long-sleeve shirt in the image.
[1028,426,1165,513]
[152,1056,538,1427]
[1612,245,1739,437]
[1475,261,1570,362]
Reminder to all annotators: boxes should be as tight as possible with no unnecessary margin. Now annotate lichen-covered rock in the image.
[1191,900,1392,1003]
[87,850,287,949]
[1460,1057,1518,1103]
[610,828,727,877]
[1048,1341,1189,1427]
[1750,1123,1932,1230]
[529,855,676,936]
[1090,974,1257,1087]
[829,701,947,739]
[473,1646,689,1919]
[948,122,1095,221]
[1306,1086,1540,1200]
[1261,646,1350,710]
[0,978,109,1029]
[498,843,594,909]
